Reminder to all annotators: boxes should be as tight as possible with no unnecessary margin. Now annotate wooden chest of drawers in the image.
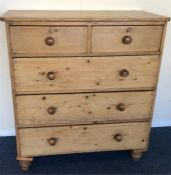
[0,10,170,171]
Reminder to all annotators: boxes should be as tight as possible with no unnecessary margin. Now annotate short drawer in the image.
[92,26,163,53]
[16,91,154,126]
[13,55,159,94]
[18,122,149,156]
[10,26,87,54]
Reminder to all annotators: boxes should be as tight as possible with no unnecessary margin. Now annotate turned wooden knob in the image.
[47,106,57,115]
[47,137,58,146]
[45,36,55,46]
[119,69,129,77]
[47,72,56,80]
[114,134,123,142]
[116,103,125,111]
[122,36,132,44]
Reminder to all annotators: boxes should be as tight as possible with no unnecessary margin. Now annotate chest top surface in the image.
[0,10,170,22]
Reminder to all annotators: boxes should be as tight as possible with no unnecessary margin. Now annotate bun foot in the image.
[130,150,144,161]
[17,157,33,171]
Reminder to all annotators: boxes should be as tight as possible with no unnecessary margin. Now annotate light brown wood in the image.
[92,26,163,53]
[4,22,21,156]
[11,51,161,58]
[0,10,169,171]
[18,122,149,157]
[145,22,169,148]
[0,10,170,22]
[13,56,159,94]
[18,160,32,171]
[130,149,144,161]
[9,25,163,55]
[17,157,33,171]
[8,21,167,26]
[16,91,154,126]
[10,26,88,54]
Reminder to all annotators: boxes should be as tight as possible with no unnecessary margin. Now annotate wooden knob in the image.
[47,137,58,146]
[122,36,132,44]
[45,36,55,46]
[47,106,57,115]
[47,72,56,80]
[116,103,125,111]
[119,69,129,77]
[114,134,123,142]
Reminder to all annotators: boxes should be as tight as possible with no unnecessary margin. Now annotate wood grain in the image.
[16,91,154,126]
[4,22,21,156]
[8,21,166,26]
[18,122,150,157]
[92,26,163,53]
[0,10,169,169]
[11,51,161,58]
[13,56,160,94]
[10,26,88,54]
[0,10,170,22]
[145,22,169,149]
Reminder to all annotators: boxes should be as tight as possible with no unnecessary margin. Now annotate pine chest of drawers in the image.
[0,10,170,171]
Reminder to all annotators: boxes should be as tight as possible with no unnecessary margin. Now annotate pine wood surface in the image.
[18,122,149,157]
[0,10,170,22]
[16,91,154,126]
[13,56,159,94]
[0,10,169,170]
[10,26,88,54]
[92,25,163,53]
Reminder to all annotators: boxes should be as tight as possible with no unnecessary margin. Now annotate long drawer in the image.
[10,26,88,54]
[16,91,154,126]
[92,26,163,53]
[13,56,159,94]
[18,122,149,157]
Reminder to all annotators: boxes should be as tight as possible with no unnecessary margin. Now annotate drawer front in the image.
[13,56,159,93]
[92,26,163,53]
[16,91,154,126]
[10,26,87,54]
[19,122,149,156]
